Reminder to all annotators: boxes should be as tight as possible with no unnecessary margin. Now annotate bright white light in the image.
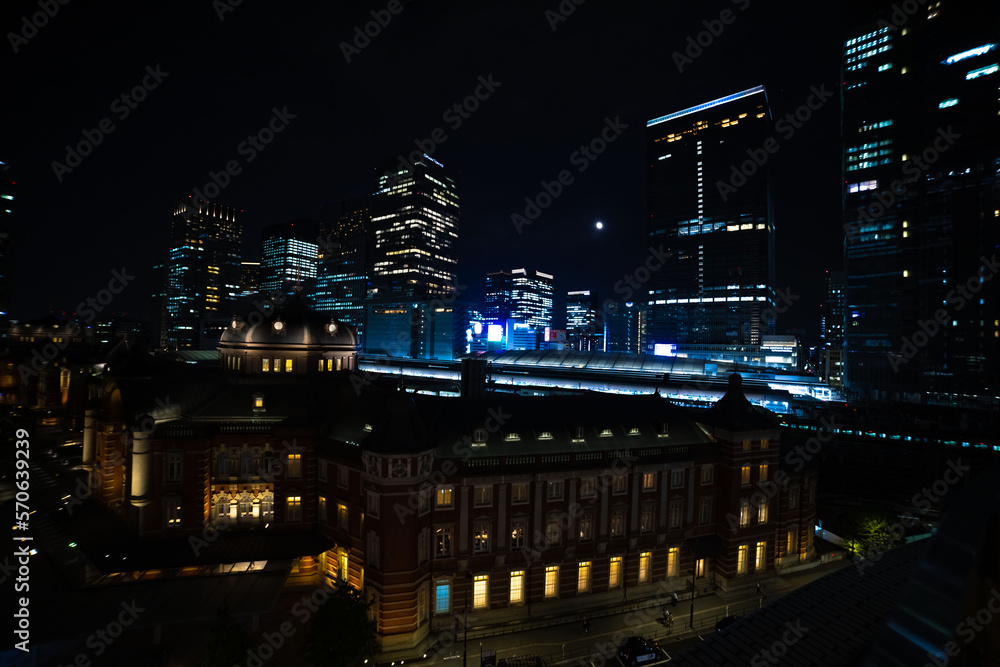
[596,221,603,230]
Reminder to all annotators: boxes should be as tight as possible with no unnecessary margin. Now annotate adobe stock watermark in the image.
[716,84,834,202]
[672,0,752,73]
[41,600,145,663]
[18,267,135,383]
[887,254,998,372]
[580,580,675,667]
[878,0,931,31]
[7,0,71,54]
[385,74,502,190]
[750,620,810,666]
[394,406,511,524]
[340,0,408,63]
[854,459,970,576]
[51,65,170,182]
[844,126,961,244]
[545,0,586,31]
[213,0,243,21]
[189,106,297,203]
[925,587,1000,667]
[511,116,629,233]
[739,286,801,340]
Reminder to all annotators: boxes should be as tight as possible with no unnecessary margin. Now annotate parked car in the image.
[617,636,666,667]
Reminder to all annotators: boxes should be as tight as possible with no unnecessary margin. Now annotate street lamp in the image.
[463,572,472,667]
[688,570,696,630]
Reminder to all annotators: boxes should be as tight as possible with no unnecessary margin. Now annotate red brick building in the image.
[80,299,818,660]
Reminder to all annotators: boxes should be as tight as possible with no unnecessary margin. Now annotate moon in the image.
[595,221,603,230]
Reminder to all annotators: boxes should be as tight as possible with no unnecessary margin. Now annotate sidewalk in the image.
[387,559,851,666]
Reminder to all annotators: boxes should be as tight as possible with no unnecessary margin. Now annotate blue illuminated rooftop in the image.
[647,85,766,127]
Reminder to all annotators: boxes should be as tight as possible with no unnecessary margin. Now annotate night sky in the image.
[2,0,868,338]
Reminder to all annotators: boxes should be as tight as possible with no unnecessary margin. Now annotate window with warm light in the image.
[578,561,592,592]
[756,541,766,570]
[510,571,525,603]
[639,552,651,583]
[579,514,593,541]
[510,519,526,549]
[318,496,327,523]
[545,566,559,597]
[741,465,751,485]
[474,523,490,553]
[742,439,751,452]
[759,463,768,482]
[642,472,656,491]
[613,475,627,494]
[740,498,750,527]
[609,556,622,587]
[436,486,453,508]
[695,558,705,577]
[667,548,679,577]
[286,495,301,522]
[287,453,302,478]
[473,575,489,609]
[758,501,768,524]
[262,358,270,372]
[338,504,348,530]
[738,545,748,574]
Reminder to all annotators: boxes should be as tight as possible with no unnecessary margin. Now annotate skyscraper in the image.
[821,270,846,387]
[368,154,459,301]
[259,219,319,294]
[483,270,513,324]
[566,289,601,350]
[604,301,645,354]
[646,86,775,350]
[310,196,372,328]
[159,198,243,349]
[510,268,553,329]
[842,0,1000,401]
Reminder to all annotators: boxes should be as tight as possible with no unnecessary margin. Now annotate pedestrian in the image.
[756,582,761,596]
[583,616,590,634]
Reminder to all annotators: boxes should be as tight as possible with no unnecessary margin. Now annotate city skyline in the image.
[1,1,851,337]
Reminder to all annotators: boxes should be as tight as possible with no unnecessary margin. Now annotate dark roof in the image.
[668,541,929,666]
[697,373,779,432]
[219,294,357,348]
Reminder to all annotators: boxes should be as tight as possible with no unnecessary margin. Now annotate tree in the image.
[306,585,378,667]
[197,600,251,667]
[839,507,903,558]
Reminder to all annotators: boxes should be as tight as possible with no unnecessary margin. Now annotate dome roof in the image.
[219,296,358,349]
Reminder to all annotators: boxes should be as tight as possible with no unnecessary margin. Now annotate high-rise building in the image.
[239,261,261,296]
[842,0,1000,401]
[259,219,319,294]
[821,270,846,387]
[310,196,372,328]
[821,270,846,346]
[566,290,597,332]
[604,301,645,353]
[483,270,513,324]
[159,198,243,349]
[0,160,13,317]
[567,290,601,351]
[646,86,776,349]
[368,154,459,301]
[511,268,553,329]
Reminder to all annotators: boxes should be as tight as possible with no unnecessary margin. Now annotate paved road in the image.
[417,559,851,666]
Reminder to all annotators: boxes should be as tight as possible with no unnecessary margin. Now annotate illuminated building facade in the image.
[842,0,1000,402]
[310,196,372,329]
[646,86,776,349]
[483,270,513,324]
[604,301,645,354]
[159,198,243,349]
[259,219,319,294]
[80,321,818,662]
[368,155,459,301]
[510,268,554,329]
[239,261,261,296]
[567,290,601,351]
[821,270,845,387]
